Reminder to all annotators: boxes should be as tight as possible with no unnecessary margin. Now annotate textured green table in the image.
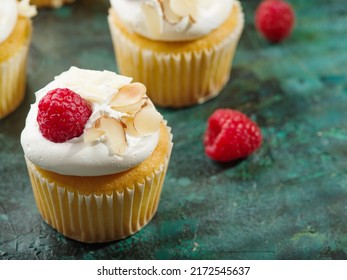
[1,0,347,260]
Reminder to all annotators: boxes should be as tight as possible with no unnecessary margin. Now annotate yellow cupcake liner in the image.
[25,128,173,243]
[108,1,244,108]
[0,43,30,119]
[30,0,75,8]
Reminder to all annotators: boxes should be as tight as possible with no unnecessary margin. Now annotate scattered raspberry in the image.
[204,109,262,162]
[255,0,295,43]
[37,88,92,143]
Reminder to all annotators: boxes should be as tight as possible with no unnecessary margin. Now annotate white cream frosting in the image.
[21,67,161,177]
[0,0,37,44]
[0,0,18,44]
[110,0,234,42]
[17,0,37,18]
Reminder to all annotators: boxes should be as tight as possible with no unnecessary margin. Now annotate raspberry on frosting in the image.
[204,109,262,162]
[37,88,92,143]
[21,67,164,177]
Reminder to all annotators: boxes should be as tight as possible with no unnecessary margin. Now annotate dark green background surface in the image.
[1,0,347,260]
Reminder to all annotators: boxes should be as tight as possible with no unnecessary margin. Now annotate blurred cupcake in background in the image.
[30,0,75,8]
[0,0,36,119]
[108,0,244,108]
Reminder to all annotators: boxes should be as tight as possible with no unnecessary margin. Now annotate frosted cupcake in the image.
[21,67,173,243]
[108,0,244,108]
[0,0,36,119]
[30,0,75,8]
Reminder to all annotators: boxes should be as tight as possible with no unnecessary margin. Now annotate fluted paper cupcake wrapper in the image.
[0,43,30,119]
[108,1,244,108]
[25,130,173,243]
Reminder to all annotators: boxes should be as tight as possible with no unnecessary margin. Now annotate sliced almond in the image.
[109,82,146,107]
[112,97,148,114]
[121,116,140,137]
[142,1,164,36]
[174,15,190,32]
[98,117,127,156]
[84,127,105,143]
[189,14,197,24]
[94,117,102,129]
[159,0,182,24]
[145,98,154,107]
[170,0,198,19]
[133,107,163,135]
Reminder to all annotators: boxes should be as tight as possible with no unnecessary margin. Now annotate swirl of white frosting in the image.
[0,0,18,44]
[21,67,161,177]
[110,0,234,42]
[0,0,37,44]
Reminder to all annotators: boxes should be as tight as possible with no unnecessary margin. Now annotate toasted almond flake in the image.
[170,0,198,19]
[98,117,127,156]
[94,118,101,129]
[84,127,105,143]
[109,82,146,107]
[190,10,198,22]
[133,107,163,135]
[189,14,197,23]
[145,98,155,108]
[174,15,190,32]
[112,97,148,114]
[159,0,182,24]
[121,116,141,137]
[142,1,164,36]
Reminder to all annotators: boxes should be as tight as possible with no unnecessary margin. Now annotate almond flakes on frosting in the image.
[84,81,162,156]
[110,0,233,41]
[21,67,163,176]
[143,0,200,33]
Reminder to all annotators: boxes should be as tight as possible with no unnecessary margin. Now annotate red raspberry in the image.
[255,0,295,43]
[204,109,262,162]
[37,88,92,143]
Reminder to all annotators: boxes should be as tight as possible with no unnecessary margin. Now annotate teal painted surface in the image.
[1,0,347,259]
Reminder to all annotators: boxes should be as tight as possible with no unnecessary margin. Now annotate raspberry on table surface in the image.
[204,109,262,162]
[255,0,295,43]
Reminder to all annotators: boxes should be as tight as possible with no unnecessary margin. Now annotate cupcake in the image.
[21,67,173,243]
[0,0,36,119]
[30,0,75,8]
[108,0,244,108]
